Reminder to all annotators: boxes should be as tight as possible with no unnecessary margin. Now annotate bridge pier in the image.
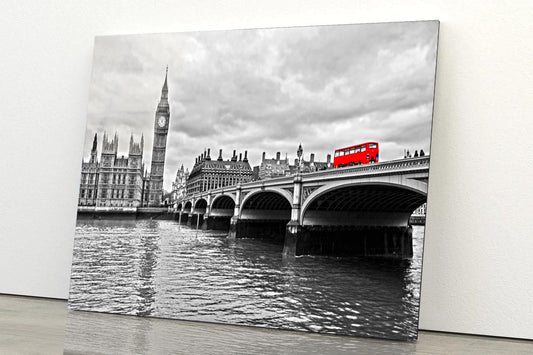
[283,174,304,255]
[186,213,194,227]
[283,221,304,256]
[283,224,413,257]
[176,210,189,224]
[188,213,204,229]
[202,216,232,230]
[228,185,242,239]
[228,217,238,239]
[230,219,287,241]
[178,212,188,224]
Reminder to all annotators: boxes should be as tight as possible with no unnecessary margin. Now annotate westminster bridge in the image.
[174,156,429,257]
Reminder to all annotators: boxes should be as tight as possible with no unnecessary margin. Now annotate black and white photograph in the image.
[69,20,439,341]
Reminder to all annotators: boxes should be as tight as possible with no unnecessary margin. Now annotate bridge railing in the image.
[176,156,430,204]
[302,156,430,179]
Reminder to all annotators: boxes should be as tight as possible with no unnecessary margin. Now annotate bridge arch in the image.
[239,188,292,219]
[211,194,236,209]
[194,198,207,208]
[301,179,427,226]
[233,188,292,241]
[194,198,208,214]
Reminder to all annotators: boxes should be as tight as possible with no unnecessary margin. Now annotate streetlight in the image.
[297,143,303,175]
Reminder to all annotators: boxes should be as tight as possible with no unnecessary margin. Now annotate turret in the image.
[102,131,119,155]
[89,133,98,164]
[243,150,248,163]
[128,134,144,157]
[218,149,223,161]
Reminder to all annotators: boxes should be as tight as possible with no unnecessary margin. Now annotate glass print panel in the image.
[70,20,439,342]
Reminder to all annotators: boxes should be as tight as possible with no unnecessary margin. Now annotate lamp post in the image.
[297,143,303,175]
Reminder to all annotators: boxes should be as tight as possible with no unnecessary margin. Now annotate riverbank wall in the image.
[77,207,174,220]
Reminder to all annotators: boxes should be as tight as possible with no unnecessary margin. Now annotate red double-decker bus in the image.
[333,142,379,168]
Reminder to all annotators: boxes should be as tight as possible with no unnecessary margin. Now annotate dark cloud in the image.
[83,21,439,191]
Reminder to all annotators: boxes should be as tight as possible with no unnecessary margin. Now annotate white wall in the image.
[1,0,532,340]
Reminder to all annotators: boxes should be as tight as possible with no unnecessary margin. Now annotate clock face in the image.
[157,116,166,127]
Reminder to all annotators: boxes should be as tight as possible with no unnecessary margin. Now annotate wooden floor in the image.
[1,294,532,354]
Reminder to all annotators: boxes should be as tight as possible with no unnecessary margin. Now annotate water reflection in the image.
[136,226,159,317]
[64,309,418,354]
[69,220,424,341]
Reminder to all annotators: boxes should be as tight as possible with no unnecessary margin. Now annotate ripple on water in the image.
[69,220,425,341]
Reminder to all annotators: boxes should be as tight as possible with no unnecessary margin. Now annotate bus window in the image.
[361,146,366,152]
[355,147,361,153]
[369,143,377,149]
[334,151,340,157]
[349,148,355,154]
[340,151,345,156]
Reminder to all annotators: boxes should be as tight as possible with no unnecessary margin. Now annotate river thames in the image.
[68,220,424,341]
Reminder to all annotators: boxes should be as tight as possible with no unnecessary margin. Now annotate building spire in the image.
[91,133,98,152]
[157,66,169,111]
[89,133,98,164]
[162,66,168,98]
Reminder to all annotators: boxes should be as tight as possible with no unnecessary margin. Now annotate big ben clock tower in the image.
[148,67,170,206]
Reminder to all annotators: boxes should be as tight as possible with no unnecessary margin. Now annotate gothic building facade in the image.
[98,132,144,207]
[253,145,333,180]
[78,134,100,206]
[186,149,253,194]
[171,164,189,205]
[257,151,290,180]
[78,69,170,208]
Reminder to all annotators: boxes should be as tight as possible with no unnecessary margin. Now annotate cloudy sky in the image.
[83,21,439,191]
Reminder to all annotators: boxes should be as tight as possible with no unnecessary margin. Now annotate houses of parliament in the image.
[78,69,171,208]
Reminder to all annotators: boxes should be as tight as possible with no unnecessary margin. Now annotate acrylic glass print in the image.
[69,21,439,341]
